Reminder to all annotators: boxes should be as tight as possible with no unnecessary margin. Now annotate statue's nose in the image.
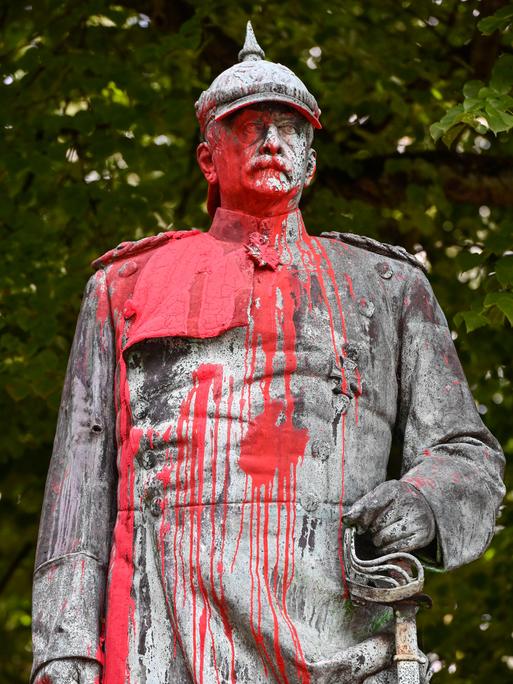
[259,124,282,154]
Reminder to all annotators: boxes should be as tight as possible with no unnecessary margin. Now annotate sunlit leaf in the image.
[454,310,489,333]
[484,292,513,325]
[478,6,513,36]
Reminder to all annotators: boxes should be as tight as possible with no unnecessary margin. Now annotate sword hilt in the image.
[343,527,431,683]
[343,526,425,604]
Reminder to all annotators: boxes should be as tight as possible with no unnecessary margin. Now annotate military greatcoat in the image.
[32,208,505,684]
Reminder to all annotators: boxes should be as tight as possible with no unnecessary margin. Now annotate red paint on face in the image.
[203,105,314,218]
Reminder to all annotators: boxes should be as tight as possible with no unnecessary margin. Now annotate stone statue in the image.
[32,22,505,684]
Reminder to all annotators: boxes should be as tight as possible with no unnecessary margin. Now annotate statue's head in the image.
[195,23,321,217]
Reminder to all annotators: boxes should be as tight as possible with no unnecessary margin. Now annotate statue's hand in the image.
[345,480,436,554]
[33,659,101,684]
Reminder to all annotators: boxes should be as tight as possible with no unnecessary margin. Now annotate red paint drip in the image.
[154,364,236,684]
[309,237,351,596]
[93,269,112,342]
[235,225,312,682]
[344,272,355,300]
[103,312,140,684]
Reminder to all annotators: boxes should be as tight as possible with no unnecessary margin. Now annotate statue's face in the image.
[197,103,316,215]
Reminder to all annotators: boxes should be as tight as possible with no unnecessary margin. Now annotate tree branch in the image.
[0,541,32,597]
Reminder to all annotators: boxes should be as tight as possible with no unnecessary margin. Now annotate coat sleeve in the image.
[395,267,505,570]
[32,269,117,680]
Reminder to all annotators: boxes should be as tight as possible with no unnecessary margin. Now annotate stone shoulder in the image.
[320,230,428,275]
[91,228,202,270]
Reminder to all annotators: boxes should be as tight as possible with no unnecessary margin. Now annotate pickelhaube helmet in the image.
[195,21,322,134]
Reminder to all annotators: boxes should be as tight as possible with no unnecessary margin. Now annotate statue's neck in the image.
[208,207,308,245]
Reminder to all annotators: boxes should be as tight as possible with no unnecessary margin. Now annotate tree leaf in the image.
[454,310,489,333]
[495,256,513,286]
[490,55,513,94]
[484,103,513,134]
[484,292,513,324]
[478,6,513,35]
[463,80,484,99]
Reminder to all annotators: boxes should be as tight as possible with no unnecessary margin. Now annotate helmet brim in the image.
[214,92,322,129]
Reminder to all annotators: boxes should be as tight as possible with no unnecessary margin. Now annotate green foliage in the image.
[0,1,512,682]
[478,4,513,34]
[431,5,513,143]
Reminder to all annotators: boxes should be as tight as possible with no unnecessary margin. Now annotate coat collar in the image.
[208,207,308,246]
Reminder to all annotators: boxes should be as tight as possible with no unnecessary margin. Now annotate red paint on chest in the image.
[239,399,308,488]
[123,234,254,347]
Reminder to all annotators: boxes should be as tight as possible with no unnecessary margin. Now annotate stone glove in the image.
[345,480,436,555]
[33,658,101,684]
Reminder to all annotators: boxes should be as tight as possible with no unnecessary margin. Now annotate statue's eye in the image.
[278,122,298,136]
[241,121,265,138]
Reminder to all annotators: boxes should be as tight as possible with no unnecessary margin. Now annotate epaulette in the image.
[92,229,202,269]
[320,231,428,275]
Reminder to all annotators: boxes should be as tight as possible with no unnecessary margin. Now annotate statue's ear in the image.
[304,148,317,187]
[197,142,217,184]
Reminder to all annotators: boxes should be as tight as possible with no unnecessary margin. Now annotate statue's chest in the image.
[125,252,363,425]
[121,238,398,506]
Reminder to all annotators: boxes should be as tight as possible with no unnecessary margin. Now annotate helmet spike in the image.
[195,22,321,135]
[238,21,265,62]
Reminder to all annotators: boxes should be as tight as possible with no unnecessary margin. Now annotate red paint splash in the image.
[310,237,351,595]
[239,400,308,488]
[93,269,112,341]
[123,234,254,345]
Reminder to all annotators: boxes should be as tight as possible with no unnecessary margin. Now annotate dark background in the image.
[1,1,512,682]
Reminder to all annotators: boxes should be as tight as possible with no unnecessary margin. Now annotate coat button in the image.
[139,452,156,470]
[123,300,136,319]
[342,342,359,361]
[300,492,319,513]
[358,298,375,318]
[150,497,163,517]
[311,439,330,462]
[118,261,138,278]
[334,393,351,415]
[341,356,357,373]
[376,261,394,279]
